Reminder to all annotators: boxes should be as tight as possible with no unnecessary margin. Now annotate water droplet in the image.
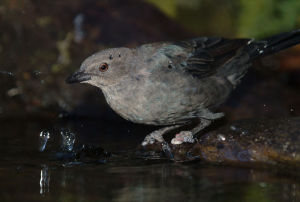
[217,134,226,141]
[259,182,267,188]
[247,39,254,45]
[7,88,21,97]
[241,131,248,136]
[282,141,290,152]
[33,70,42,76]
[39,131,50,152]
[40,165,50,195]
[0,70,14,77]
[230,125,237,131]
[60,130,76,152]
[73,13,85,43]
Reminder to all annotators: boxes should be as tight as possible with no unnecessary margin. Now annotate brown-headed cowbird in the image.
[66,29,300,146]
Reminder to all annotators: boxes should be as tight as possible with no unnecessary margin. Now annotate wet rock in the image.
[74,144,111,162]
[142,117,300,169]
[50,144,110,165]
[192,118,300,166]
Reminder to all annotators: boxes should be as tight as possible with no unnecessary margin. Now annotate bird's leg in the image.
[141,125,181,146]
[171,112,224,145]
[170,119,211,145]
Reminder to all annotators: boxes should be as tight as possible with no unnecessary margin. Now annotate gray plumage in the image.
[66,29,300,145]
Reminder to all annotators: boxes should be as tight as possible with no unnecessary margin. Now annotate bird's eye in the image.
[99,63,109,72]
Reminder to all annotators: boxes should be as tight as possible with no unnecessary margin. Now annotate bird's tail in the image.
[226,29,300,87]
[247,29,300,59]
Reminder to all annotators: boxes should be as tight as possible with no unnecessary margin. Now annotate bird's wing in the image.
[165,37,250,79]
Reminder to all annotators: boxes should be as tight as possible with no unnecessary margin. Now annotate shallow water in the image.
[0,119,299,202]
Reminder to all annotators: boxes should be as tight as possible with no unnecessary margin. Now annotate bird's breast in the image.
[101,74,199,125]
[101,74,232,125]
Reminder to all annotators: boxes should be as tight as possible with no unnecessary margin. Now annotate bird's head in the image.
[66,47,133,88]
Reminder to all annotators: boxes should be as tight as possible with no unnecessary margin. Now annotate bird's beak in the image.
[65,70,91,84]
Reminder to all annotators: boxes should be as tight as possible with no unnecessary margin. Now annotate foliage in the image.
[146,0,300,38]
[237,0,300,38]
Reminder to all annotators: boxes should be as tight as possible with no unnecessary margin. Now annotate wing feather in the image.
[171,37,250,78]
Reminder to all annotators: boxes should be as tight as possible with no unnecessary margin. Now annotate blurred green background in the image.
[147,0,300,38]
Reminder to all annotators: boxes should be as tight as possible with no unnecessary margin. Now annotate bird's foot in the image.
[171,131,195,145]
[141,125,181,146]
[141,132,164,146]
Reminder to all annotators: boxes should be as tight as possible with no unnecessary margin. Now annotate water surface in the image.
[0,119,299,202]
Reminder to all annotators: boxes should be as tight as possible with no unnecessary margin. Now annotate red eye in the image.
[99,63,109,72]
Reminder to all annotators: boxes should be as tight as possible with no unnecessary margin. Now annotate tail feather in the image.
[226,29,300,87]
[248,29,300,59]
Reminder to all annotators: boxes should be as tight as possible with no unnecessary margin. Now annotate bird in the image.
[66,29,300,146]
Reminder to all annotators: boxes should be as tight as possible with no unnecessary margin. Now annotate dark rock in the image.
[141,117,300,170]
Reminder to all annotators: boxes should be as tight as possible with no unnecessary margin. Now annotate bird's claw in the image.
[141,132,164,146]
[171,131,195,145]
